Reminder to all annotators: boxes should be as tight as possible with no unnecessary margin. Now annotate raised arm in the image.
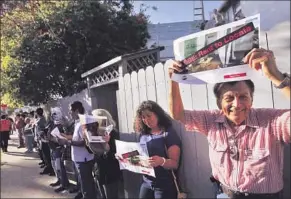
[168,61,185,124]
[168,61,216,135]
[243,48,290,99]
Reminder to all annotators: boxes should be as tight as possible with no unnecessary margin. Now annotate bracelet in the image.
[274,73,290,89]
[161,157,166,166]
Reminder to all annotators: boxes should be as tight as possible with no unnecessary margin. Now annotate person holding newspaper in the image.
[47,108,70,193]
[91,109,121,199]
[133,100,182,199]
[168,48,290,199]
[58,101,96,199]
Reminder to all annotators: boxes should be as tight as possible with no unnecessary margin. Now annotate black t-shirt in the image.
[96,129,121,185]
[139,127,181,188]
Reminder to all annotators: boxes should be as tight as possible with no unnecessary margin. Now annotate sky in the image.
[133,0,223,24]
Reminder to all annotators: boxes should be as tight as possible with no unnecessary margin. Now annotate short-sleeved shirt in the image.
[35,117,46,135]
[184,108,290,193]
[71,120,94,163]
[139,127,181,187]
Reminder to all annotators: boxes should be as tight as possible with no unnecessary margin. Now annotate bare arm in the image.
[270,73,290,99]
[162,145,181,170]
[148,145,181,170]
[169,80,185,124]
[243,48,290,99]
[168,61,186,123]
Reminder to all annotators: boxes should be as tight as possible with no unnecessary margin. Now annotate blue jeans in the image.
[139,181,177,199]
[51,148,69,188]
[74,160,96,199]
[25,135,34,151]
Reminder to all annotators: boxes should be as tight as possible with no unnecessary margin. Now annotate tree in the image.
[1,0,150,105]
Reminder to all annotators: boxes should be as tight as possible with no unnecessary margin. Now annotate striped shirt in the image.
[184,108,290,194]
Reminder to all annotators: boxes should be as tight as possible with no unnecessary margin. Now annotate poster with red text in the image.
[115,140,155,177]
[172,14,261,84]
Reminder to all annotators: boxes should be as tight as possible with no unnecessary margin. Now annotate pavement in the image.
[0,134,75,198]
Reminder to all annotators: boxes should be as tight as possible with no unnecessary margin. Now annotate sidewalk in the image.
[1,134,73,198]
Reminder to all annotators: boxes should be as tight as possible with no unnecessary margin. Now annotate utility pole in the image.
[193,0,205,30]
[193,0,205,22]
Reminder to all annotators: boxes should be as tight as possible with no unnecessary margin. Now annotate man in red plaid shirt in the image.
[169,48,290,199]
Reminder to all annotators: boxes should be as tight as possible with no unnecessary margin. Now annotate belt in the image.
[221,184,282,198]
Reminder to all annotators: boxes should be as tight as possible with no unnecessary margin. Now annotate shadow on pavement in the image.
[5,151,38,158]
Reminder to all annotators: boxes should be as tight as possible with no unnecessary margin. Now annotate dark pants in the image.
[139,181,177,199]
[96,178,119,199]
[41,142,53,172]
[0,131,10,150]
[38,148,45,163]
[17,129,24,146]
[74,160,96,199]
[103,181,119,199]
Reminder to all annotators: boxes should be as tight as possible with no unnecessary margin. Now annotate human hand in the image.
[102,135,110,143]
[60,133,69,139]
[115,154,127,163]
[148,155,164,167]
[168,60,185,78]
[243,48,284,81]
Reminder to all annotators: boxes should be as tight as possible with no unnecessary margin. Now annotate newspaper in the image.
[172,14,261,84]
[50,127,67,140]
[115,140,155,177]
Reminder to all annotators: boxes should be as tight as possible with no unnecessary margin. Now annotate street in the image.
[1,134,73,198]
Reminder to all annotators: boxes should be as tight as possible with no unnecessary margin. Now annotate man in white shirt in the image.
[59,101,96,199]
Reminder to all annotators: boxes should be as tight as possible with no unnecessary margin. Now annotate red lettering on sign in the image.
[224,73,247,79]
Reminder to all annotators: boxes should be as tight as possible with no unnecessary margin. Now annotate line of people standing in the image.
[31,102,122,199]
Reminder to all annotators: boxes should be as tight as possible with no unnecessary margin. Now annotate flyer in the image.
[172,14,261,84]
[115,140,155,177]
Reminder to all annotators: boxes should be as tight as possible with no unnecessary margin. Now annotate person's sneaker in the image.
[50,180,61,187]
[38,162,45,165]
[24,150,33,153]
[54,186,66,193]
[17,145,25,149]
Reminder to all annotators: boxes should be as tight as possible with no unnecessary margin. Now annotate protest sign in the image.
[172,14,261,84]
[115,140,155,177]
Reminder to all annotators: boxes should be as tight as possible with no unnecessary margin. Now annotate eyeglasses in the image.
[228,135,239,161]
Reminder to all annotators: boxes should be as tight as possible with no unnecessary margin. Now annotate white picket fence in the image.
[116,59,290,198]
[44,22,290,198]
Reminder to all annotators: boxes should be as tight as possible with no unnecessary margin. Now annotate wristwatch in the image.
[274,73,290,89]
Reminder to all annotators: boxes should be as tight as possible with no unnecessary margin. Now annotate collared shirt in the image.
[184,108,290,194]
[71,119,94,163]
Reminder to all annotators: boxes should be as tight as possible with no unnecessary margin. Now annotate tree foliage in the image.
[1,0,150,106]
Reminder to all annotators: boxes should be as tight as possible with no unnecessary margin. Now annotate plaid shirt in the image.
[184,108,290,194]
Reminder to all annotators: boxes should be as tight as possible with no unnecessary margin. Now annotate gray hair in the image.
[91,109,116,128]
